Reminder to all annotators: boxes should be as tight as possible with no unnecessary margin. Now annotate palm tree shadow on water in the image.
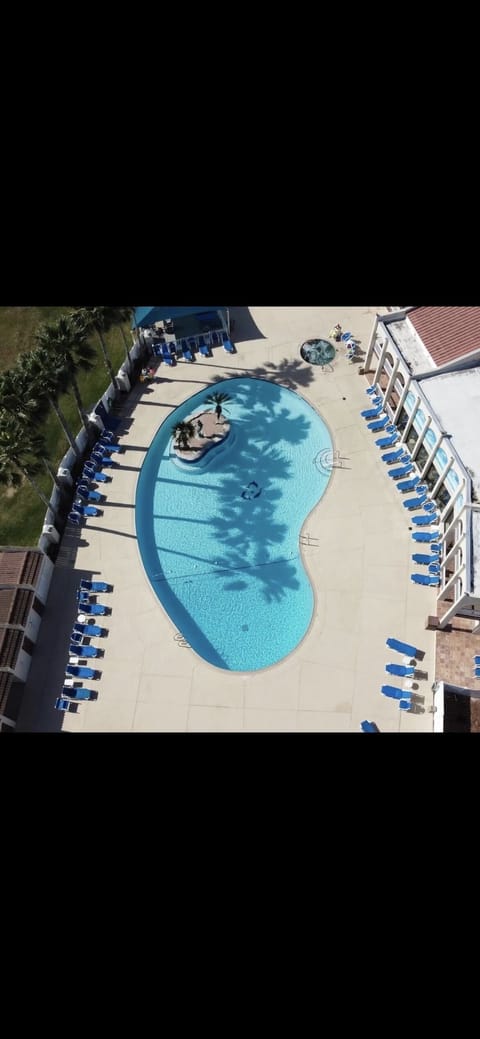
[144,377,328,666]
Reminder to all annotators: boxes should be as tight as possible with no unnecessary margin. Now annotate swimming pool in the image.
[136,377,333,671]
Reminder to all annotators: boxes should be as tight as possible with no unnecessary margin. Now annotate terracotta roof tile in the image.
[408,307,480,368]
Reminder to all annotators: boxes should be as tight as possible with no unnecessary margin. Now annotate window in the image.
[396,407,408,432]
[415,443,430,470]
[434,485,451,512]
[406,425,418,452]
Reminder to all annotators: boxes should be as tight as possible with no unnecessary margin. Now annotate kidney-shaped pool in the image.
[136,377,333,671]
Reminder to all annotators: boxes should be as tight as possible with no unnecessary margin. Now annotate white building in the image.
[364,307,480,631]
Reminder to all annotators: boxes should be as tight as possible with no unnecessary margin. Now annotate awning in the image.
[132,306,226,329]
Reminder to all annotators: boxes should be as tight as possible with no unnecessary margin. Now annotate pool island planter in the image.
[172,410,231,463]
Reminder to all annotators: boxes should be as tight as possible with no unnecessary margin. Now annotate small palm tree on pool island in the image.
[204,390,232,423]
[172,420,195,451]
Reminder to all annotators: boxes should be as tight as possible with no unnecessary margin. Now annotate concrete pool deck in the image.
[16,306,436,732]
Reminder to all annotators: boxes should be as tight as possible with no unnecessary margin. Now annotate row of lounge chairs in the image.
[69,431,123,525]
[363,384,442,585]
[151,331,234,365]
[58,436,117,711]
[380,636,421,713]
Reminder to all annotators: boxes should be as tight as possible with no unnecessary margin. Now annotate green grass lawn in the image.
[0,307,134,546]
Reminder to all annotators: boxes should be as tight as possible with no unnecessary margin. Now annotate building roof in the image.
[408,307,480,368]
[0,670,13,716]
[133,306,226,329]
[0,587,34,627]
[421,367,480,504]
[0,628,24,671]
[0,549,43,588]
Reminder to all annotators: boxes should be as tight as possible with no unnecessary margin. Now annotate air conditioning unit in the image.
[117,369,131,392]
[88,412,105,431]
[42,523,60,544]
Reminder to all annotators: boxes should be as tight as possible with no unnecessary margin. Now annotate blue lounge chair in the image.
[76,589,91,604]
[98,438,123,452]
[90,452,117,468]
[98,429,115,443]
[412,530,440,542]
[82,466,110,483]
[360,720,381,732]
[381,448,408,464]
[198,335,210,358]
[386,637,418,658]
[396,476,420,493]
[423,501,437,512]
[366,384,379,396]
[381,685,404,700]
[61,687,95,700]
[412,553,438,565]
[181,340,194,362]
[65,664,100,679]
[68,512,82,525]
[73,622,107,637]
[76,485,102,503]
[80,579,111,593]
[375,430,398,447]
[428,563,441,574]
[430,544,441,555]
[403,494,427,510]
[474,656,480,666]
[399,699,412,711]
[77,603,110,615]
[222,333,235,354]
[411,573,440,585]
[161,343,175,365]
[341,331,353,342]
[385,663,415,677]
[69,644,100,658]
[412,513,439,526]
[55,697,78,712]
[474,668,480,678]
[368,415,390,431]
[362,405,384,419]
[72,504,103,517]
[388,464,414,479]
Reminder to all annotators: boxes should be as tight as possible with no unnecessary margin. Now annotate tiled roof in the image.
[0,628,23,671]
[0,588,33,627]
[0,549,43,588]
[408,307,480,368]
[0,670,13,715]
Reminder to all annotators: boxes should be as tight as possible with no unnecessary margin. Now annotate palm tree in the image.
[111,306,135,370]
[35,316,96,434]
[24,348,82,460]
[204,391,233,423]
[0,368,67,497]
[71,306,120,392]
[0,413,59,519]
[172,421,195,451]
[0,367,46,427]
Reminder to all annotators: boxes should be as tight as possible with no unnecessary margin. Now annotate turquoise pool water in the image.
[136,377,332,671]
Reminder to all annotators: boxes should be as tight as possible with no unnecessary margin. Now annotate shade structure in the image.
[132,306,226,329]
[386,637,418,658]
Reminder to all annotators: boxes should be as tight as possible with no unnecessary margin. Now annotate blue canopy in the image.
[133,306,226,329]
